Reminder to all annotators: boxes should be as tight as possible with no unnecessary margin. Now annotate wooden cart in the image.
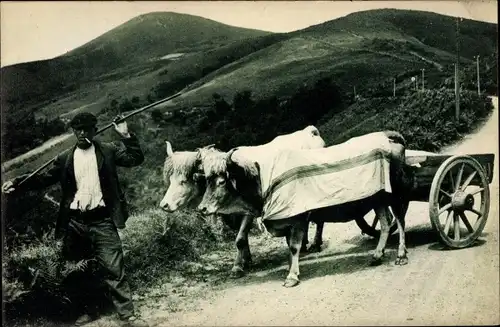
[355,151,495,249]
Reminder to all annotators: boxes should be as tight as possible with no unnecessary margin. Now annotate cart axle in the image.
[451,191,474,211]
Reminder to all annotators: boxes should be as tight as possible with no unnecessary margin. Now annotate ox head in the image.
[197,148,262,217]
[159,141,211,212]
[302,125,326,149]
[270,125,326,150]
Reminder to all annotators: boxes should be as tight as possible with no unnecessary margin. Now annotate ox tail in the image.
[385,130,414,202]
[384,130,406,147]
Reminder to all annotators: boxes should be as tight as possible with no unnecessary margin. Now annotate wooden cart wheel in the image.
[355,208,400,238]
[429,155,490,248]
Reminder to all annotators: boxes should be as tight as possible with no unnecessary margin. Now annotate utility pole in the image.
[411,76,416,91]
[354,85,357,99]
[476,54,481,95]
[455,16,461,121]
[455,17,460,121]
[393,78,396,97]
[421,69,425,91]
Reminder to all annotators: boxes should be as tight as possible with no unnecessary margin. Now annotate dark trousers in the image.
[63,207,134,319]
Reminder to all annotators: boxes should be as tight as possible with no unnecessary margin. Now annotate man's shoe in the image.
[74,314,95,326]
[120,315,149,327]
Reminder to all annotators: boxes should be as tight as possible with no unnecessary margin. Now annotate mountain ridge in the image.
[1,9,497,131]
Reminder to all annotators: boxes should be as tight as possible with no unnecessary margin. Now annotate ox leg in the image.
[308,221,324,253]
[393,200,409,266]
[300,212,312,253]
[231,215,253,278]
[371,206,391,266]
[300,222,309,254]
[284,219,308,288]
[285,229,292,271]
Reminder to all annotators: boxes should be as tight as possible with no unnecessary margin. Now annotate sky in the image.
[1,0,497,67]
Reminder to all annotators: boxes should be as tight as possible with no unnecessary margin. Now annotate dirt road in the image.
[134,97,498,326]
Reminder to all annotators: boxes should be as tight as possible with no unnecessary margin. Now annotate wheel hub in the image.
[451,191,474,210]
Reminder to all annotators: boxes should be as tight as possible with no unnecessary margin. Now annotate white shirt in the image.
[69,144,106,211]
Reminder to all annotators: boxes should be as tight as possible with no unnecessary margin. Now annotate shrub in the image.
[320,89,494,152]
[382,89,493,151]
[151,109,164,123]
[2,208,226,321]
[3,233,99,324]
[120,209,225,289]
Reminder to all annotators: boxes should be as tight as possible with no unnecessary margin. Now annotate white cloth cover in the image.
[405,149,440,166]
[258,132,396,221]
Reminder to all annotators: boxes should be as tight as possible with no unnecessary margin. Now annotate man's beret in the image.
[70,112,97,129]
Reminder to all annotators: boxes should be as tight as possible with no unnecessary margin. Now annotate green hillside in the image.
[165,9,496,108]
[1,9,497,162]
[0,11,271,118]
[67,11,271,62]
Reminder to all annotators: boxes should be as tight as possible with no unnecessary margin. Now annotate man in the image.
[2,112,148,327]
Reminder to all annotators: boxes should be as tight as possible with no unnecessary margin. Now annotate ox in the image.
[159,140,208,212]
[197,131,412,287]
[159,126,327,277]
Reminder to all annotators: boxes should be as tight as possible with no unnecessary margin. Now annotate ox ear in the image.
[165,141,174,156]
[227,160,260,192]
[227,160,262,209]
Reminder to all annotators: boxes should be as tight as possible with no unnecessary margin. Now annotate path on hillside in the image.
[1,134,73,172]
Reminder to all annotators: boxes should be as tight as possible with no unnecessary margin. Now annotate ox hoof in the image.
[283,277,300,288]
[395,256,408,266]
[242,259,252,270]
[230,267,246,279]
[370,257,383,266]
[308,243,322,253]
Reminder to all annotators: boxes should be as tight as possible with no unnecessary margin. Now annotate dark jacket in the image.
[16,134,144,238]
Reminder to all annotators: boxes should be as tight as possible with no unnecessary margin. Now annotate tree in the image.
[151,109,163,123]
[131,96,140,105]
[118,99,134,113]
[212,93,231,117]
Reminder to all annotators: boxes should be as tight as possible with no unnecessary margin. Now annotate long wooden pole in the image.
[476,54,481,95]
[17,91,184,186]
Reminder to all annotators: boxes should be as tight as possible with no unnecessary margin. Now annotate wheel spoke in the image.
[466,208,483,218]
[443,211,453,236]
[470,187,485,196]
[449,171,456,191]
[459,212,474,233]
[440,189,452,198]
[438,203,452,215]
[371,216,379,229]
[461,171,477,190]
[454,213,460,241]
[455,163,464,191]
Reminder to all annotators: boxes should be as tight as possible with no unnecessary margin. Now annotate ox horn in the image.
[196,144,215,152]
[165,141,174,156]
[226,147,239,164]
